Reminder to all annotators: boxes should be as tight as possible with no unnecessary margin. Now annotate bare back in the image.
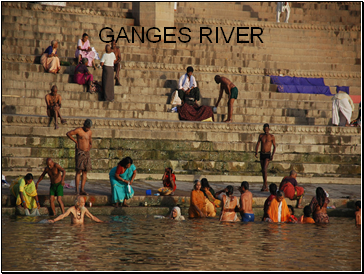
[45,93,61,108]
[220,77,236,96]
[240,190,254,215]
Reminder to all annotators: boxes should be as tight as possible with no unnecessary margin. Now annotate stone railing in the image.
[2,114,361,136]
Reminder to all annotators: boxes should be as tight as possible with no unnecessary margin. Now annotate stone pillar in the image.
[132,2,174,36]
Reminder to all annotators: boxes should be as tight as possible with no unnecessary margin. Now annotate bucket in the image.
[146,189,152,195]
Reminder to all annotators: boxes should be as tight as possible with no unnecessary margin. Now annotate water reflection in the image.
[1,216,361,271]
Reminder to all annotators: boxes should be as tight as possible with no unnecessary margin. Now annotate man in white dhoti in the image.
[276,2,290,23]
[332,91,355,127]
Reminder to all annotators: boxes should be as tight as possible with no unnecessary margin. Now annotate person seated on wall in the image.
[74,58,94,92]
[40,40,61,74]
[158,167,176,196]
[279,170,304,208]
[177,66,214,122]
[75,33,97,69]
[45,85,67,129]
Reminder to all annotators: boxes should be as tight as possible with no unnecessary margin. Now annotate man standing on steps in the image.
[35,158,66,215]
[110,39,121,86]
[45,85,67,129]
[255,123,276,191]
[214,75,238,123]
[276,2,290,23]
[66,119,93,195]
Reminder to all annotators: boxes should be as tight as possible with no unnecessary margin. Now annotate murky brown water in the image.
[1,215,361,271]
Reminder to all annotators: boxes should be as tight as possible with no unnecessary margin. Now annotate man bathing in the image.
[48,196,103,224]
[214,75,238,123]
[255,123,276,191]
[66,119,93,195]
[36,158,66,215]
[236,181,254,222]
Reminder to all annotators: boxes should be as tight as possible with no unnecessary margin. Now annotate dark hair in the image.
[288,205,294,215]
[82,33,88,38]
[303,205,312,217]
[84,119,92,128]
[166,167,173,173]
[118,157,133,168]
[263,123,269,129]
[241,181,249,190]
[24,173,33,181]
[81,58,88,64]
[355,201,361,209]
[201,178,210,189]
[186,66,194,73]
[51,85,57,92]
[269,183,277,195]
[276,191,284,197]
[226,185,234,197]
[193,180,200,190]
[316,187,326,209]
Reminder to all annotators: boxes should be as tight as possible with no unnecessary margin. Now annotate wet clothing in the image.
[50,182,63,196]
[241,213,255,222]
[10,177,38,209]
[75,148,92,171]
[260,152,271,161]
[230,87,238,99]
[262,194,276,221]
[188,190,207,218]
[109,164,136,203]
[309,196,330,224]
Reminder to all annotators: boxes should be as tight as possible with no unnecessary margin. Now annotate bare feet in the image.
[54,124,59,130]
[261,186,269,192]
[224,120,232,123]
[113,203,119,208]
[61,119,67,124]
[122,203,129,207]
[79,191,88,195]
[296,205,304,209]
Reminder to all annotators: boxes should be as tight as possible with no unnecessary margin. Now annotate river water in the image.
[1,215,361,271]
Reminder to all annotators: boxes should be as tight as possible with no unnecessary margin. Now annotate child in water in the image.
[299,206,315,224]
[288,205,298,222]
[355,201,361,226]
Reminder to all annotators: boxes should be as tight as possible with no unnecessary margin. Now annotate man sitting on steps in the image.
[45,85,67,129]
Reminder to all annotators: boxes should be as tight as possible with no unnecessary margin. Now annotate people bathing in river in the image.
[299,206,315,224]
[218,186,240,222]
[288,205,298,222]
[188,180,207,218]
[169,206,185,221]
[236,181,255,222]
[109,157,137,208]
[266,191,296,223]
[35,158,66,215]
[279,170,304,208]
[10,173,40,211]
[49,196,103,224]
[262,183,277,221]
[201,178,221,209]
[355,201,361,226]
[309,187,330,224]
[158,167,176,196]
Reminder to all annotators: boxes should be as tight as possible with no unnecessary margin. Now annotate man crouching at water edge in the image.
[235,181,254,222]
[48,196,103,224]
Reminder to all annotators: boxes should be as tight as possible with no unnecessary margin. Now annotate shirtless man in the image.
[355,201,361,226]
[66,119,93,195]
[110,39,121,86]
[214,75,238,123]
[45,85,67,129]
[36,158,66,215]
[235,181,254,222]
[48,196,103,224]
[255,123,277,192]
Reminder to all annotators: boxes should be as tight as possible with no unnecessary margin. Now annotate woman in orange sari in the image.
[40,40,61,74]
[188,180,207,218]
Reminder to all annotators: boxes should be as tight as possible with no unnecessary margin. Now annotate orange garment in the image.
[188,190,207,218]
[299,216,315,224]
[267,198,291,222]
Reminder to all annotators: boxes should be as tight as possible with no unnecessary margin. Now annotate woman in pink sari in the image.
[74,58,94,91]
[75,33,96,69]
[40,40,61,74]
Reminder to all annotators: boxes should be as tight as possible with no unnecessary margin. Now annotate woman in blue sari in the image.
[109,157,137,208]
